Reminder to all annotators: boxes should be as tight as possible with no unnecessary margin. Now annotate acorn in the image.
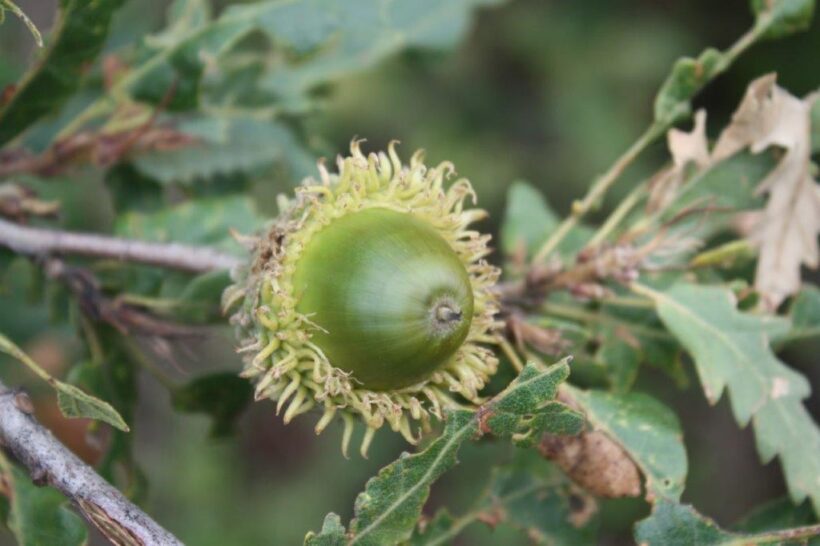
[223,141,501,456]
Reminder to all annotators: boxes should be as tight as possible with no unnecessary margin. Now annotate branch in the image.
[43,258,201,338]
[531,12,776,264]
[0,381,183,546]
[0,217,242,272]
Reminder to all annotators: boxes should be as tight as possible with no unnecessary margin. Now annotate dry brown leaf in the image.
[713,73,820,308]
[538,430,642,499]
[647,109,709,212]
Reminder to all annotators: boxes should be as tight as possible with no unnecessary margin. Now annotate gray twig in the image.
[0,217,242,272]
[0,381,184,546]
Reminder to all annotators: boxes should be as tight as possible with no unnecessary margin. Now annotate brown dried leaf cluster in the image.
[648,109,710,212]
[713,74,820,308]
[650,73,819,309]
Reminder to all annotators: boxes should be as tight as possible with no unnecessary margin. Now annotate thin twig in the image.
[42,257,202,338]
[0,217,242,272]
[532,124,664,263]
[739,524,820,545]
[531,14,772,264]
[0,381,184,546]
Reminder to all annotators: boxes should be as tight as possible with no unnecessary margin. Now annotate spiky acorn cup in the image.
[223,142,501,456]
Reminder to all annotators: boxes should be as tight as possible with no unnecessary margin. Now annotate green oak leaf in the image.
[305,361,580,546]
[305,513,348,546]
[638,283,820,515]
[636,499,820,546]
[348,410,477,546]
[568,388,688,501]
[249,0,506,109]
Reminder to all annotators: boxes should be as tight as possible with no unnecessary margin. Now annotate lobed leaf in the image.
[710,75,820,307]
[305,514,348,546]
[305,361,580,546]
[638,283,820,515]
[348,410,477,546]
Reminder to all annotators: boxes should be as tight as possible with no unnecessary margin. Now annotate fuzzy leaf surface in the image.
[305,361,579,546]
[636,499,820,545]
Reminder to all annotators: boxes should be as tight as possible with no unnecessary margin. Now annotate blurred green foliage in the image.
[0,0,818,545]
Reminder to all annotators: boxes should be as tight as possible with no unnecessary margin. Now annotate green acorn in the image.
[223,142,500,456]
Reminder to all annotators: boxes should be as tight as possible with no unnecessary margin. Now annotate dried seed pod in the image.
[224,141,501,456]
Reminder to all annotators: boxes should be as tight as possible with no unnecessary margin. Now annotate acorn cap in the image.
[223,141,501,456]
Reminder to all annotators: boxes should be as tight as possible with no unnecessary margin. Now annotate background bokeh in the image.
[0,1,818,544]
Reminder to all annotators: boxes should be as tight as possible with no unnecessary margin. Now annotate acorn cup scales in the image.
[223,142,501,456]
